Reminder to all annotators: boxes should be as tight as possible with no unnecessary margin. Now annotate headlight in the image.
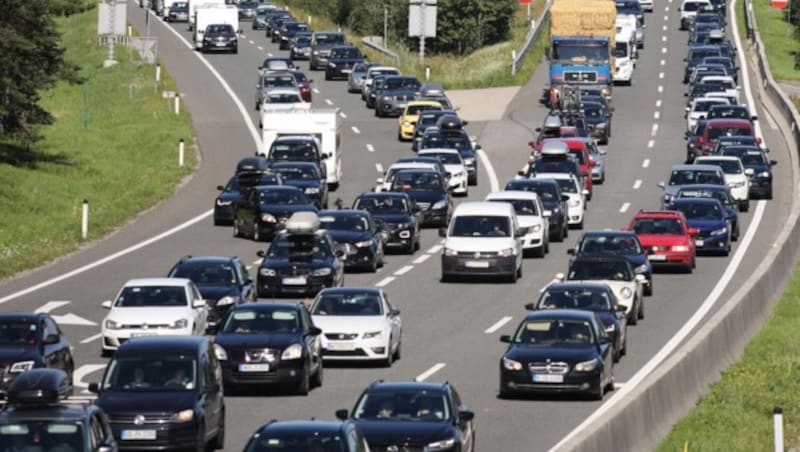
[432,200,447,210]
[354,239,374,248]
[105,319,120,330]
[605,324,616,332]
[664,194,674,203]
[172,409,194,423]
[402,121,411,127]
[281,343,303,360]
[216,296,237,306]
[9,361,34,373]
[443,247,457,256]
[261,213,276,223]
[463,157,476,164]
[312,267,332,276]
[502,357,523,371]
[171,319,188,329]
[425,438,456,451]
[305,187,320,194]
[216,199,232,206]
[363,331,382,339]
[312,50,319,55]
[328,62,336,68]
[620,287,633,299]
[531,224,542,232]
[634,264,648,274]
[498,247,517,257]
[671,245,690,252]
[260,268,276,277]
[758,171,771,178]
[728,181,745,188]
[711,227,728,236]
[574,358,599,372]
[382,96,391,101]
[568,199,580,207]
[214,344,228,360]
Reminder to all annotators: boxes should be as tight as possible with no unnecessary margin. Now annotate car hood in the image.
[326,230,372,244]
[444,237,516,252]
[381,88,419,97]
[329,57,364,64]
[98,391,195,414]
[260,204,317,216]
[517,216,544,228]
[312,316,388,333]
[195,286,240,304]
[402,190,446,204]
[504,345,598,364]
[686,218,727,231]
[215,332,301,350]
[355,420,453,447]
[0,347,38,364]
[106,307,192,324]
[282,179,322,190]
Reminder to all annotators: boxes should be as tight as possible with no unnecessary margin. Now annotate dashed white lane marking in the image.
[245,265,252,271]
[659,72,665,79]
[351,126,360,134]
[654,111,661,119]
[656,100,662,108]
[240,34,246,39]
[662,36,668,42]
[643,159,651,168]
[375,277,395,287]
[80,333,103,344]
[633,180,642,189]
[394,265,414,276]
[485,316,513,334]
[427,244,444,254]
[665,6,669,11]
[366,144,375,152]
[647,139,655,148]
[325,99,333,105]
[651,124,659,136]
[664,14,669,20]
[248,40,254,45]
[662,25,668,31]
[267,52,273,57]
[376,163,384,173]
[661,47,667,54]
[257,46,263,50]
[620,202,631,213]
[339,112,347,118]
[312,88,320,94]
[658,85,664,93]
[413,254,431,264]
[660,59,666,66]
[415,363,446,382]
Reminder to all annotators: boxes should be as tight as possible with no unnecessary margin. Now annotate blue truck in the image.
[548,36,614,107]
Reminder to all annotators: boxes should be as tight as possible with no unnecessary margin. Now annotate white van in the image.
[439,202,524,283]
[614,26,636,85]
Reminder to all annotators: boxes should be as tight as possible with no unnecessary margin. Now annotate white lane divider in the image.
[665,5,670,11]
[257,46,263,50]
[647,139,655,148]
[658,85,664,93]
[375,277,395,287]
[376,163,384,173]
[485,316,513,334]
[80,333,103,344]
[248,40,254,45]
[642,159,651,168]
[312,88,320,94]
[394,265,414,276]
[651,124,659,136]
[366,144,375,152]
[325,99,333,105]
[413,254,431,264]
[633,180,642,189]
[654,111,661,120]
[267,52,273,57]
[339,112,347,119]
[351,126,360,134]
[476,149,500,192]
[655,100,662,108]
[240,34,246,39]
[35,301,70,313]
[427,244,444,254]
[659,72,665,79]
[619,203,630,213]
[415,363,446,382]
[661,47,667,54]
[664,14,669,21]
[662,25,668,31]
[660,59,666,66]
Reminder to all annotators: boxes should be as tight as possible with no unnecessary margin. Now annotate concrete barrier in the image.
[553,0,800,449]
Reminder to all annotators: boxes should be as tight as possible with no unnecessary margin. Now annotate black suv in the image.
[353,192,421,254]
[89,337,225,451]
[214,302,323,395]
[309,31,347,70]
[243,420,369,451]
[202,24,238,54]
[325,45,365,80]
[233,186,318,242]
[0,313,74,393]
[0,369,117,451]
[337,381,475,452]
[167,256,256,332]
[318,209,386,272]
[388,168,452,227]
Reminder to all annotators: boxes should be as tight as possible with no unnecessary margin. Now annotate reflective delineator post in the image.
[179,139,185,167]
[774,406,784,452]
[81,200,89,240]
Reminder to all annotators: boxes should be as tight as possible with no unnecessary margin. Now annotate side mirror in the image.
[757,137,763,145]
[567,248,575,255]
[193,299,207,308]
[524,302,535,310]
[335,409,349,421]
[657,181,665,189]
[256,250,266,258]
[389,308,401,316]
[43,334,59,345]
[475,145,483,151]
[101,300,112,309]
[555,272,566,281]
[376,177,384,184]
[685,107,691,112]
[412,205,421,213]
[216,185,225,191]
[459,411,475,422]
[88,382,100,394]
[517,170,526,177]
[535,127,542,132]
[321,153,330,159]
[744,168,754,176]
[308,326,323,336]
[688,228,699,236]
[499,335,512,343]
[751,116,758,121]
[561,194,570,202]
[770,160,778,166]
[615,304,627,312]
[438,227,447,238]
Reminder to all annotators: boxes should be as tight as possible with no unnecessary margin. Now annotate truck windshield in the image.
[552,42,609,64]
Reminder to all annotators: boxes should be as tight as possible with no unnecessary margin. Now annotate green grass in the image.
[657,265,800,451]
[288,2,549,89]
[735,0,748,51]
[0,8,195,281]
[752,0,800,80]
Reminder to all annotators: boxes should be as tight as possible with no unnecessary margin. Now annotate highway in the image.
[0,1,794,450]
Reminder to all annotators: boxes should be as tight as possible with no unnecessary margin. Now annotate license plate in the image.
[215,42,227,47]
[533,374,564,383]
[121,430,157,441]
[341,69,352,73]
[131,332,157,338]
[465,260,490,268]
[238,363,270,372]
[282,276,307,285]
[695,239,704,247]
[327,342,355,351]
[648,254,666,261]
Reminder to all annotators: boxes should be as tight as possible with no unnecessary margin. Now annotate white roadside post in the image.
[774,406,784,452]
[155,64,161,83]
[511,50,517,75]
[178,139,185,167]
[425,66,430,81]
[81,200,89,240]
[174,94,180,115]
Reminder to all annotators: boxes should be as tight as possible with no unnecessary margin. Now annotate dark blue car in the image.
[325,45,365,80]
[674,184,740,240]
[722,145,778,199]
[389,168,452,227]
[670,198,731,255]
[243,420,370,451]
[568,230,653,295]
[233,186,318,242]
[268,161,329,209]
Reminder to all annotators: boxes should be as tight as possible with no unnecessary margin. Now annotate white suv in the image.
[440,202,524,283]
[695,156,752,211]
[485,191,549,258]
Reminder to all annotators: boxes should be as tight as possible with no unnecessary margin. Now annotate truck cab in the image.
[549,37,613,107]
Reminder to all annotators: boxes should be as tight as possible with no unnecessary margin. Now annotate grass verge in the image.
[752,0,800,80]
[286,2,549,89]
[0,7,195,282]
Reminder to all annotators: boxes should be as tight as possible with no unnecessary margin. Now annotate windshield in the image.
[568,260,632,281]
[690,49,721,62]
[318,214,370,232]
[537,289,612,311]
[312,291,383,316]
[614,42,629,58]
[267,235,331,259]
[236,173,281,190]
[244,432,344,452]
[421,133,471,150]
[708,107,749,120]
[353,392,451,422]
[206,25,233,34]
[693,100,723,112]
[552,42,609,63]
[331,47,361,59]
[354,196,409,214]
[708,126,753,140]
[222,308,299,334]
[406,104,441,115]
[579,235,641,254]
[683,2,706,12]
[0,321,38,346]
[700,159,741,174]
[424,152,461,165]
[268,141,318,161]
[385,78,421,91]
[505,182,559,201]
[677,188,730,205]
[551,178,578,193]
[531,159,579,175]
[266,93,302,103]
[314,33,345,45]
[489,199,538,216]
[669,170,724,185]
[0,422,83,451]
[419,113,444,126]
[370,69,400,78]
[673,202,724,220]
[295,37,311,46]
[114,285,187,308]
[102,356,197,391]
[450,215,511,237]
[390,172,442,191]
[582,105,605,118]
[170,262,237,287]
[285,22,308,32]
[256,189,309,205]
[512,319,596,345]
[271,166,319,181]
[632,218,685,234]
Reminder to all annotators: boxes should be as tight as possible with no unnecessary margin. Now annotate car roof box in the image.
[6,369,71,405]
[436,114,464,131]
[540,140,570,156]
[285,212,320,235]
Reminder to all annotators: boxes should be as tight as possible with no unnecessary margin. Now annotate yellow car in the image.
[397,101,443,141]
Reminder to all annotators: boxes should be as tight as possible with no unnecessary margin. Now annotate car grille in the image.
[394,94,415,101]
[277,267,311,277]
[109,413,173,424]
[456,251,498,257]
[564,71,598,83]
[528,361,570,374]
[120,323,170,329]
[244,348,279,363]
[325,333,358,340]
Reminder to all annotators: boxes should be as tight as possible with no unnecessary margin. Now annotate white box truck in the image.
[193,4,239,50]
[188,0,225,30]
[259,109,343,189]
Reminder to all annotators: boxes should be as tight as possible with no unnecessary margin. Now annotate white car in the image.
[695,156,752,211]
[533,172,588,229]
[638,0,654,12]
[679,0,712,30]
[309,287,402,366]
[361,66,400,100]
[376,162,439,192]
[418,148,469,196]
[100,278,208,355]
[485,191,549,257]
[614,26,636,85]
[685,97,728,131]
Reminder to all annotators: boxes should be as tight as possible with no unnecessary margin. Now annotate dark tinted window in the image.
[114,285,187,307]
[222,308,300,334]
[170,262,238,287]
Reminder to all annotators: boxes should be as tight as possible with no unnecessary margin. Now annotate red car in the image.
[529,138,594,200]
[699,119,758,156]
[624,210,697,273]
[291,71,313,103]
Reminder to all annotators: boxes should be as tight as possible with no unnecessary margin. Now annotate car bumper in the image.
[567,206,584,225]
[521,231,545,250]
[694,233,730,252]
[500,367,602,395]
[321,337,390,361]
[102,326,194,350]
[377,100,407,116]
[202,41,237,52]
[441,254,517,277]
[647,251,693,266]
[110,422,197,450]
[221,359,307,386]
[749,178,772,196]
[399,123,416,139]
[343,246,379,268]
[326,65,354,78]
[257,274,336,297]
[348,78,364,91]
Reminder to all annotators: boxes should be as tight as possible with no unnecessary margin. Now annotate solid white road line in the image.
[619,203,630,213]
[366,144,375,152]
[80,333,103,344]
[413,254,431,264]
[375,277,395,287]
[642,159,651,168]
[427,244,443,254]
[35,301,71,313]
[351,126,360,134]
[415,363,446,382]
[484,316,513,334]
[633,180,642,189]
[476,149,500,192]
[394,265,414,276]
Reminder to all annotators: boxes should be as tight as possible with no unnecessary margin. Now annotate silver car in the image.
[254,71,299,110]
[348,62,375,93]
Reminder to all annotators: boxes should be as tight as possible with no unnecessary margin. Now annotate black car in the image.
[289,33,313,60]
[581,101,612,145]
[336,381,475,452]
[89,337,225,451]
[264,136,328,176]
[375,76,422,118]
[722,146,777,199]
[201,24,238,54]
[268,161,329,209]
[353,192,421,254]
[388,168,452,228]
[505,178,570,242]
[233,186,318,242]
[683,45,722,83]
[569,230,653,295]
[365,75,389,109]
[214,302,323,395]
[309,31,347,70]
[526,282,627,362]
[499,309,615,399]
[0,313,74,393]
[243,420,370,451]
[411,110,458,151]
[214,172,283,225]
[167,256,256,332]
[278,21,310,50]
[0,369,117,452]
[711,135,760,155]
[325,45,365,80]
[255,213,345,298]
[265,11,293,38]
[394,156,450,183]
[685,119,709,163]
[419,127,479,185]
[319,210,386,272]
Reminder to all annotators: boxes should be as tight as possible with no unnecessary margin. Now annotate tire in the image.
[232,47,238,55]
[590,378,605,401]
[441,272,451,283]
[533,245,545,258]
[393,340,401,361]
[637,297,644,320]
[405,240,415,255]
[366,256,378,273]
[551,222,565,243]
[311,360,323,388]
[507,269,518,284]
[252,223,261,242]
[194,425,206,452]
[382,338,394,367]
[628,302,638,326]
[101,348,112,358]
[644,280,653,297]
[233,220,241,238]
[621,331,628,356]
[213,410,225,450]
[741,199,750,212]
[576,219,584,230]
[733,223,740,242]
[296,368,310,396]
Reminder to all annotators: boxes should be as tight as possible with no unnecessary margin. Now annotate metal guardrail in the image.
[361,36,401,66]
[511,0,553,75]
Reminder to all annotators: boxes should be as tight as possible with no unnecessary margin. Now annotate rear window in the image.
[707,126,753,140]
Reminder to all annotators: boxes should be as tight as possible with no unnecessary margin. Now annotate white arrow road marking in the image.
[35,301,71,313]
[53,313,97,326]
[74,364,106,389]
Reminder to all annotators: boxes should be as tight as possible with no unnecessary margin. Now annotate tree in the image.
[0,0,78,143]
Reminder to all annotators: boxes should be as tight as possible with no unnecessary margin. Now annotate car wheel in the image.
[590,378,605,401]
[600,172,605,184]
[325,72,331,81]
[367,256,378,273]
[101,348,112,358]
[498,386,515,400]
[194,425,206,452]
[638,297,645,320]
[600,135,608,145]
[393,339,401,360]
[507,269,518,284]
[382,338,394,367]
[621,330,628,356]
[645,280,653,296]
[733,223,740,242]
[767,187,773,200]
[296,368,310,396]
[311,360,323,388]
[213,410,225,450]
[741,199,750,212]
[252,223,261,242]
[533,245,545,258]
[628,303,638,326]
[233,220,241,238]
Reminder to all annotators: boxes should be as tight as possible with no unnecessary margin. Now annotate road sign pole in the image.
[419,1,425,61]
